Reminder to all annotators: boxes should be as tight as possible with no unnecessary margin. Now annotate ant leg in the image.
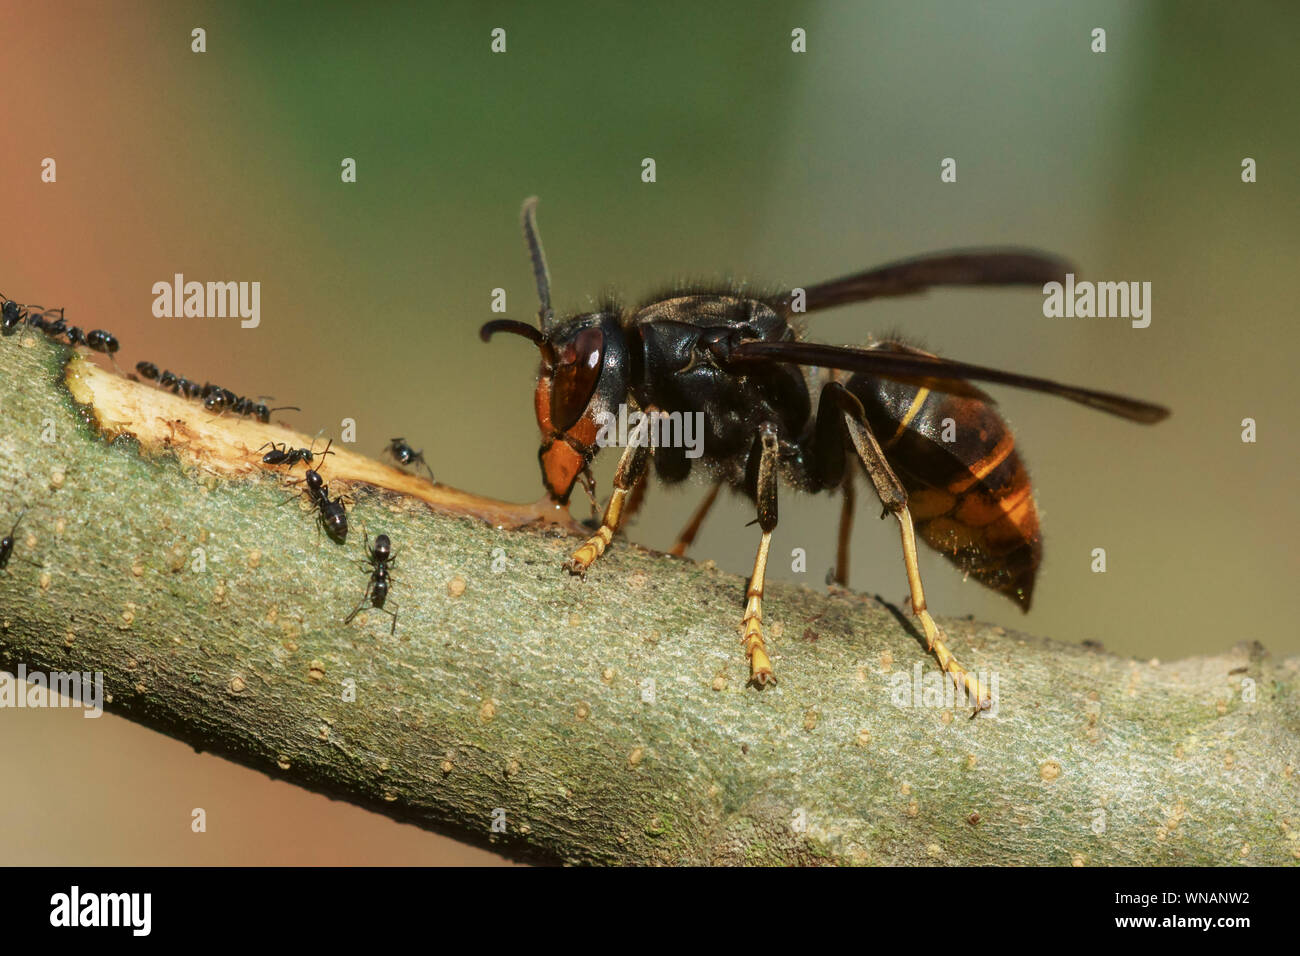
[668,479,721,557]
[383,599,399,635]
[278,479,308,507]
[343,581,375,625]
[313,439,336,471]
[826,383,991,712]
[740,423,780,687]
[563,438,652,576]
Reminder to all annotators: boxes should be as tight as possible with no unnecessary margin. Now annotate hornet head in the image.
[480,198,629,504]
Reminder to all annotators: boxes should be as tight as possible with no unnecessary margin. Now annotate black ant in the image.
[260,441,296,465]
[157,373,184,395]
[305,473,348,543]
[234,392,298,423]
[1,292,26,334]
[2,297,78,346]
[0,509,29,570]
[260,440,333,470]
[20,304,52,335]
[343,529,398,634]
[204,387,237,412]
[63,326,125,372]
[285,441,348,542]
[85,329,120,354]
[202,385,295,422]
[253,402,299,423]
[39,310,68,338]
[156,369,195,397]
[383,437,434,481]
[135,364,298,422]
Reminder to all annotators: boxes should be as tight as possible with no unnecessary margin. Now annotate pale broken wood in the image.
[1,330,1297,865]
[62,352,580,531]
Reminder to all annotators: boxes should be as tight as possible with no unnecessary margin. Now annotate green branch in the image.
[0,331,1296,865]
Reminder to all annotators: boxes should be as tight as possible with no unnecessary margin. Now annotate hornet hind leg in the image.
[740,423,781,686]
[821,382,992,712]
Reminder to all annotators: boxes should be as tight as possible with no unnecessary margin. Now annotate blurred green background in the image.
[1,1,1296,864]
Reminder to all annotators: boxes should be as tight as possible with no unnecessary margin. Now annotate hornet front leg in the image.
[563,436,652,576]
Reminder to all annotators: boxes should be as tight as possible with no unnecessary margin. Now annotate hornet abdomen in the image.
[848,346,1042,609]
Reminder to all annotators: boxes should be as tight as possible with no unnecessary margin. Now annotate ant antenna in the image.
[309,436,336,462]
[8,509,28,536]
[520,196,554,334]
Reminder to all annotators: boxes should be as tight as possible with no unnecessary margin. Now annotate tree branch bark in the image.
[1,330,1297,865]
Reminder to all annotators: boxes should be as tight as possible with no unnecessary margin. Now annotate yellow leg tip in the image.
[748,645,774,686]
[743,625,775,687]
[564,538,605,576]
[967,679,993,715]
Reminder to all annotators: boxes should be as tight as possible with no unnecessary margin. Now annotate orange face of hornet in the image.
[529,318,627,504]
